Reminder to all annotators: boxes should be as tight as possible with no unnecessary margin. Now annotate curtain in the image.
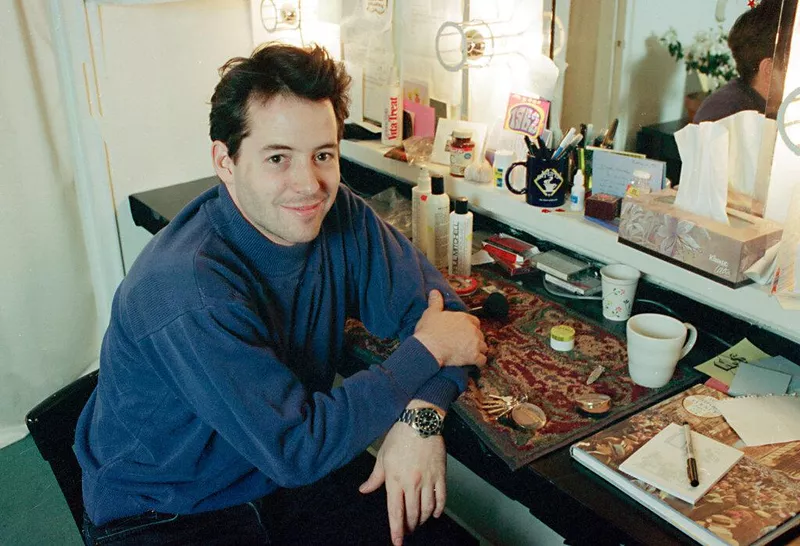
[0,1,100,448]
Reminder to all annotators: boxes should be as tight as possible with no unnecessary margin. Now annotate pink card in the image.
[403,100,436,138]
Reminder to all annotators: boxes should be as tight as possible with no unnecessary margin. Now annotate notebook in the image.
[618,423,743,504]
[571,384,800,546]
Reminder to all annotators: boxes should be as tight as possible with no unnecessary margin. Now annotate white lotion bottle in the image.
[425,175,450,268]
[381,70,403,147]
[412,168,432,254]
[570,169,586,212]
[449,197,473,276]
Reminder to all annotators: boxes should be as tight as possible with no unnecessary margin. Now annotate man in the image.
[75,43,488,545]
[694,0,785,123]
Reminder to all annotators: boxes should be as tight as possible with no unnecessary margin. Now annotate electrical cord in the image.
[542,277,601,300]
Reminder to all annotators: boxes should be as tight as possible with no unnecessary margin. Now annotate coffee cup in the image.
[505,154,567,207]
[600,264,640,321]
[626,313,698,388]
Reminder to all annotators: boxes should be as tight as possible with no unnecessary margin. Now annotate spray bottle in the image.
[411,168,431,254]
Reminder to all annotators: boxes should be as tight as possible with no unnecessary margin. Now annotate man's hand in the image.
[413,290,488,368]
[359,406,447,546]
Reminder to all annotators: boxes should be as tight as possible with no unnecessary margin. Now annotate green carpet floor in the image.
[0,435,82,545]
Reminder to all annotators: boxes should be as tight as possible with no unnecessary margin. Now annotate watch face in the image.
[413,408,443,437]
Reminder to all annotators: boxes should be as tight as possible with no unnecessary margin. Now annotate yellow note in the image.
[695,339,771,386]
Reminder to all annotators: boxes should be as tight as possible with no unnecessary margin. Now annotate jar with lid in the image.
[448,130,475,178]
[625,170,652,198]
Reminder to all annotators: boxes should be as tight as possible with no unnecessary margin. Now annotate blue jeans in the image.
[82,452,475,545]
[82,501,267,545]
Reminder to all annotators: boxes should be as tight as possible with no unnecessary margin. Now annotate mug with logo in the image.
[626,313,698,388]
[504,154,567,207]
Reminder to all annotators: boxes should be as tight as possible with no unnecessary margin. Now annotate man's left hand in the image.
[359,420,447,546]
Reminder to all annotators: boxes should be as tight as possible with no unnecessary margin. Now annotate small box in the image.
[534,250,591,281]
[585,193,621,221]
[618,189,783,288]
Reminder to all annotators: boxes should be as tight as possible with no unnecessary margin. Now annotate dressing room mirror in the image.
[556,0,796,215]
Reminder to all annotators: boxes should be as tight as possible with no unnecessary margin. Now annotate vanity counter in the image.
[339,139,800,346]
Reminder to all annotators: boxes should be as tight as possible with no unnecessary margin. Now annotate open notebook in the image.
[618,423,743,504]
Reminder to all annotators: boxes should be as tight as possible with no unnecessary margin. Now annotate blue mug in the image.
[505,155,567,207]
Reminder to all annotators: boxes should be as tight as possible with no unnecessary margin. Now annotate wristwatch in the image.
[397,408,444,438]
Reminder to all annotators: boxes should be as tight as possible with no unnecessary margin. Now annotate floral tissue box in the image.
[618,189,783,288]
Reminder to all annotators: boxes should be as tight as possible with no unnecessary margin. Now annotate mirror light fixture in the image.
[260,0,301,33]
[435,18,539,72]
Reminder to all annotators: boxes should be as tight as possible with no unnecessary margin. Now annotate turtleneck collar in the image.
[209,183,311,276]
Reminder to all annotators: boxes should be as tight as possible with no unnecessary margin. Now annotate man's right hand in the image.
[413,290,488,368]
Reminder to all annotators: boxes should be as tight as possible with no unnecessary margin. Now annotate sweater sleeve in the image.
[343,188,469,409]
[143,301,440,488]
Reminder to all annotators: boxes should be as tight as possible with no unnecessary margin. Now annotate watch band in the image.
[397,408,444,438]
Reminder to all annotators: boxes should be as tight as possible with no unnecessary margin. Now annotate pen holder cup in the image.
[505,155,568,208]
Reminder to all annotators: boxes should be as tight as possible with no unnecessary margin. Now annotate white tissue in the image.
[744,241,781,285]
[674,122,730,225]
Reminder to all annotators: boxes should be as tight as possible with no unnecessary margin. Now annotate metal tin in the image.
[511,402,547,430]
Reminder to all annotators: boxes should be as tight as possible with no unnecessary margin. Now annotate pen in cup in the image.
[551,127,576,160]
[683,422,699,487]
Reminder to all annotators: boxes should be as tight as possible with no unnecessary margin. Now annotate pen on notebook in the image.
[684,422,700,487]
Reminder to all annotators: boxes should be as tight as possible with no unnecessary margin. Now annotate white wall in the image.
[561,0,746,149]
[86,0,252,269]
[614,0,741,149]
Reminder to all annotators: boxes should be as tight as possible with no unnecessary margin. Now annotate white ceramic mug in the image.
[626,313,698,388]
[600,264,641,321]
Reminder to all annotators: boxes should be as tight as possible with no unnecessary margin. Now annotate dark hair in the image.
[209,43,351,162]
[728,0,784,84]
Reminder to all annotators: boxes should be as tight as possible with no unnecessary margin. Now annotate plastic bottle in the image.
[411,168,432,254]
[448,130,475,177]
[570,169,586,212]
[381,70,403,147]
[492,150,514,189]
[449,197,473,276]
[625,170,652,198]
[425,175,450,268]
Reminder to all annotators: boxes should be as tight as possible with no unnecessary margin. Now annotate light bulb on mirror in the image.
[260,0,301,32]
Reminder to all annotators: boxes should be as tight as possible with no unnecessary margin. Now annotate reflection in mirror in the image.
[558,0,795,219]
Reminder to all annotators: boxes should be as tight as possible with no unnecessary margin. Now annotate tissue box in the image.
[618,189,783,288]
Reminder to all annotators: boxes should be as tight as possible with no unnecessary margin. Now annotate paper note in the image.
[715,395,800,446]
[344,62,364,124]
[727,364,791,396]
[403,100,435,138]
[590,148,666,197]
[751,356,800,394]
[694,339,771,386]
[619,423,743,504]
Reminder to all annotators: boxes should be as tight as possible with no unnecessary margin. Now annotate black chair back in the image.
[25,370,98,532]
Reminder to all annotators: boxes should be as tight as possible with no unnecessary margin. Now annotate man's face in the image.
[213,94,340,246]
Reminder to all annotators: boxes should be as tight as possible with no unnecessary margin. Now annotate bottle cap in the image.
[431,175,445,195]
[454,197,469,214]
[452,129,473,140]
[417,168,431,191]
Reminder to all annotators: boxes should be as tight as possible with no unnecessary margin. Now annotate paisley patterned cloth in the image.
[344,268,700,470]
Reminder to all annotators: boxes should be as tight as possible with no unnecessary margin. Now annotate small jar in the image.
[625,170,652,198]
[550,324,575,352]
[448,130,475,177]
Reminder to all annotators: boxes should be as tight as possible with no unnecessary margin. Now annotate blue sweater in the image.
[75,183,468,525]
